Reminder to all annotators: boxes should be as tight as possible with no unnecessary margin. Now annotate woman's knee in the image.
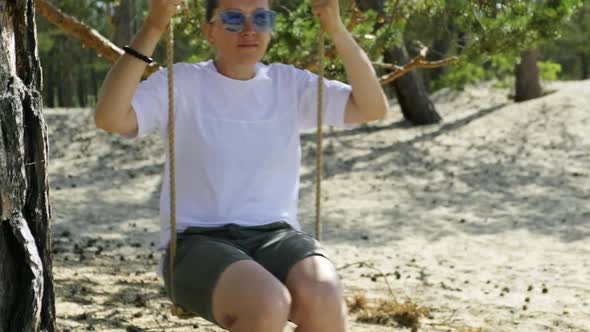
[296,277,344,310]
[287,257,347,320]
[226,285,291,331]
[248,283,291,328]
[213,260,291,330]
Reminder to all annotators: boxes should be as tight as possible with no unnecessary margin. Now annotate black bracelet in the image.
[123,45,154,64]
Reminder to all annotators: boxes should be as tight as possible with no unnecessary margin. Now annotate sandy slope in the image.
[47,80,590,331]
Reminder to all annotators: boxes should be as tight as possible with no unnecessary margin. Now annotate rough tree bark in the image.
[514,49,542,102]
[0,0,56,331]
[385,45,442,125]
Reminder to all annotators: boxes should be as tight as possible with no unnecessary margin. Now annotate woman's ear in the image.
[202,22,214,44]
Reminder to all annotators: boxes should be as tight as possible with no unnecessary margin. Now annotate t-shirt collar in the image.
[205,60,269,82]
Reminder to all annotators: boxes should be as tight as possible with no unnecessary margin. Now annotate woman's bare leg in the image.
[286,256,347,332]
[212,260,292,332]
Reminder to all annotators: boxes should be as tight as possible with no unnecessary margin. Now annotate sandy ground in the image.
[47,80,590,331]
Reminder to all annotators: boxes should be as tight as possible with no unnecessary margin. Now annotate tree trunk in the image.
[353,0,440,125]
[43,62,56,107]
[57,57,76,107]
[456,31,467,55]
[385,45,442,125]
[425,21,454,89]
[0,1,56,331]
[77,73,87,108]
[515,49,542,102]
[355,0,383,12]
[112,0,138,47]
[581,51,589,80]
[90,65,99,105]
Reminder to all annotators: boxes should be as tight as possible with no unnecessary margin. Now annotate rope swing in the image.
[165,11,326,318]
[315,30,325,242]
[165,17,181,315]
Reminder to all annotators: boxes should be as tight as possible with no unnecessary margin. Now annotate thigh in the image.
[253,226,329,283]
[211,260,292,330]
[163,235,250,325]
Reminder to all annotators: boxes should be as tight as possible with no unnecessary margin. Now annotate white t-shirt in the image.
[130,60,353,250]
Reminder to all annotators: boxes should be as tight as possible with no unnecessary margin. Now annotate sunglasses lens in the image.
[218,10,276,33]
[220,11,245,32]
[253,11,276,32]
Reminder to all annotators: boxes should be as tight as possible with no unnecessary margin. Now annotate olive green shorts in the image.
[162,221,327,325]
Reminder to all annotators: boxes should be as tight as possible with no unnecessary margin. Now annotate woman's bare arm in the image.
[95,0,183,135]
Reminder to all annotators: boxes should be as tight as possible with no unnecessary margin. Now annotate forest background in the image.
[37,0,589,120]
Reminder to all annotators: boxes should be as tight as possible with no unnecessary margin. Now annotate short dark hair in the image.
[205,0,272,22]
[205,0,219,22]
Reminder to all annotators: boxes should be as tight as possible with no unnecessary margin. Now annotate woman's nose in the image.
[241,18,256,34]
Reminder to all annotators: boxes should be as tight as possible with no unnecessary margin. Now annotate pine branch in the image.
[34,0,160,78]
[378,55,460,85]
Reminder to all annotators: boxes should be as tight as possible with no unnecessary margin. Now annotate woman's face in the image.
[204,0,272,66]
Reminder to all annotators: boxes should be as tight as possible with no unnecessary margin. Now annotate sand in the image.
[47,80,590,331]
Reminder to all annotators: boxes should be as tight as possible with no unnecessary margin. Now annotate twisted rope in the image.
[166,20,178,308]
[315,30,325,241]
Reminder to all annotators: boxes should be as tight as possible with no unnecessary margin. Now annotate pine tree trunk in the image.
[112,0,137,46]
[385,45,442,125]
[456,31,467,55]
[581,51,589,80]
[0,1,56,331]
[57,53,76,107]
[425,21,454,89]
[515,49,542,102]
[44,62,56,107]
[77,73,87,108]
[355,0,383,12]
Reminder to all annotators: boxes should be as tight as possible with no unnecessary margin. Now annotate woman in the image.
[95,0,388,331]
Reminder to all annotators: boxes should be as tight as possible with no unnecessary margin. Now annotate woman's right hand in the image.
[146,0,186,33]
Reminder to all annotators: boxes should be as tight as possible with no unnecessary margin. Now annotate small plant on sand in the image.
[347,293,370,313]
[346,294,430,331]
[341,262,484,332]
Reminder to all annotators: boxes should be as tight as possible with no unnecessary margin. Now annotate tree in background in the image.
[515,49,543,102]
[384,45,442,124]
[35,0,587,109]
[265,0,447,124]
[36,0,115,107]
[111,0,140,47]
[0,0,56,330]
[541,0,590,80]
[420,0,582,101]
[355,0,442,124]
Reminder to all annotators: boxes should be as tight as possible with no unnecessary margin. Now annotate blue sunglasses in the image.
[210,9,277,33]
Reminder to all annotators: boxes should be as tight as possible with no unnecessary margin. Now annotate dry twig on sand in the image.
[339,262,429,331]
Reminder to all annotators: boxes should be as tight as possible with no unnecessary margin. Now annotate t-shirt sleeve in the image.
[129,68,169,138]
[295,67,356,131]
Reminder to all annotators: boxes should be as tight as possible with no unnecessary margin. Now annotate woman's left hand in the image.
[311,0,345,35]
